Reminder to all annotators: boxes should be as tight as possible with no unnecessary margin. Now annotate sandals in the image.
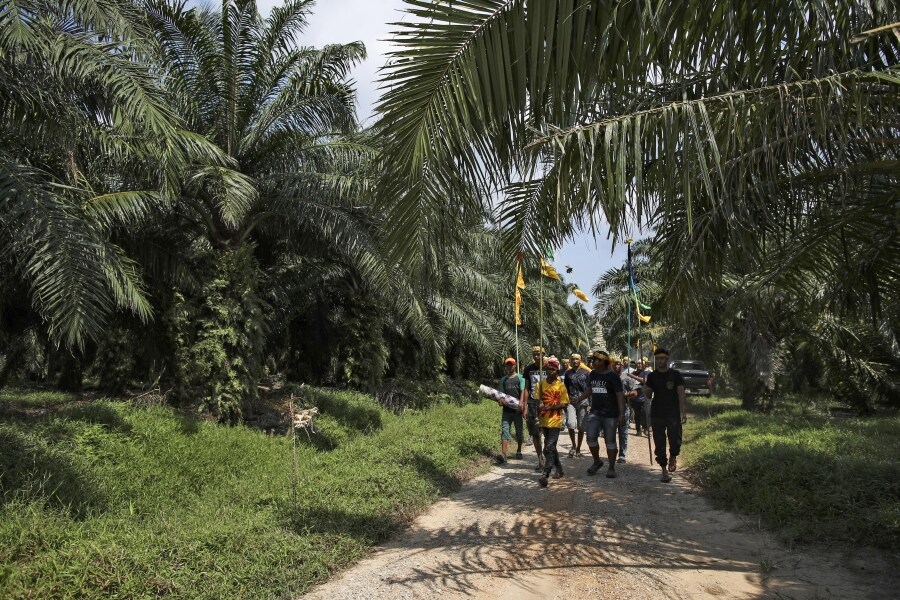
[567,448,576,458]
[587,461,604,475]
[661,469,672,483]
[552,471,564,479]
[668,457,677,472]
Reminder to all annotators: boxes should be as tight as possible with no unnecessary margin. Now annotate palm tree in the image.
[0,0,223,354]
[131,0,400,420]
[375,0,899,408]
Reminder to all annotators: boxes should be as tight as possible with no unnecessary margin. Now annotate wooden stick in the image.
[290,393,299,513]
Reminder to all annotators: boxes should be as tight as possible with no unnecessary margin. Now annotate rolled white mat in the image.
[478,384,520,409]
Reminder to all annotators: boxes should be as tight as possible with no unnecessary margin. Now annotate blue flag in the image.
[627,244,639,291]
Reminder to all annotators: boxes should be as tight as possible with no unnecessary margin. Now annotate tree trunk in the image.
[57,352,83,393]
[0,335,26,389]
[171,246,264,424]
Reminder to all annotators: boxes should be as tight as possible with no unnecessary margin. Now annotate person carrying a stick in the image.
[644,348,687,483]
[626,360,651,436]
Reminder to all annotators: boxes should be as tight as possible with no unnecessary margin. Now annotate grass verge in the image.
[0,386,497,599]
[682,395,900,552]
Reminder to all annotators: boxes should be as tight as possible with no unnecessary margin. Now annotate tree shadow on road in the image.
[355,457,886,599]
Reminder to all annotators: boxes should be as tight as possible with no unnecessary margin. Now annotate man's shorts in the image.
[584,413,618,450]
[500,411,524,442]
[526,401,541,437]
[576,404,589,429]
[561,404,578,430]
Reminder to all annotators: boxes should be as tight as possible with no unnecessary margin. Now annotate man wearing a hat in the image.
[521,346,547,471]
[563,353,590,457]
[496,357,525,463]
[644,348,686,482]
[573,350,626,478]
[533,356,570,487]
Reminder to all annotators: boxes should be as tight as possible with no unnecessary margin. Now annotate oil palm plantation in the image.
[0,0,225,353]
[133,0,404,420]
[376,0,899,408]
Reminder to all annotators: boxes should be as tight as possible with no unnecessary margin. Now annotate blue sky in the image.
[257,0,633,302]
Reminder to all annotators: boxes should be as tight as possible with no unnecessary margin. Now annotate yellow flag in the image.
[572,288,589,303]
[516,264,525,289]
[515,288,522,325]
[540,258,560,280]
[639,313,651,324]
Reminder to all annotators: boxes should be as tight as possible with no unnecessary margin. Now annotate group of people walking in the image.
[495,346,687,486]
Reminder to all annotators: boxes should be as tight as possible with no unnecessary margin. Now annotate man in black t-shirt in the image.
[563,353,590,457]
[644,348,687,482]
[521,346,547,471]
[573,350,626,478]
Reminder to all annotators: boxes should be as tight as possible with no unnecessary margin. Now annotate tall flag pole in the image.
[626,238,633,360]
[626,238,652,361]
[515,252,525,371]
[538,246,560,385]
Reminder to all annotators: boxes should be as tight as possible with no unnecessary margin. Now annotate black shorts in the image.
[526,401,541,436]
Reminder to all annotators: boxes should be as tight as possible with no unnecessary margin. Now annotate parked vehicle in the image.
[670,360,713,396]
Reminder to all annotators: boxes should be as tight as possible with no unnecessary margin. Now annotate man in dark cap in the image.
[644,348,687,482]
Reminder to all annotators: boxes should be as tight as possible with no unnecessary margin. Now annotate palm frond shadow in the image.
[0,428,105,517]
[368,476,741,596]
[297,450,894,598]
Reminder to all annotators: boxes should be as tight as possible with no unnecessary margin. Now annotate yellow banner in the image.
[515,288,522,325]
[572,288,589,302]
[540,258,560,280]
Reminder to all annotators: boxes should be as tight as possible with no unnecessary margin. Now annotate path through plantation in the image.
[303,424,896,599]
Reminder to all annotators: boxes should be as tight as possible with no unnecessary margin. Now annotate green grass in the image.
[0,386,497,599]
[683,395,900,552]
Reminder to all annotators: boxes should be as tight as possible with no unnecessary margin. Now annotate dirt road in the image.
[303,428,896,599]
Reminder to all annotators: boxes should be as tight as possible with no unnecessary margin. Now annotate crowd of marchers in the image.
[494,347,687,486]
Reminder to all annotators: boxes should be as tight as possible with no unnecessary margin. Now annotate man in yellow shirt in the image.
[534,357,570,488]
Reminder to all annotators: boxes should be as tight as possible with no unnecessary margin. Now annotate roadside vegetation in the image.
[682,395,900,552]
[0,387,495,599]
